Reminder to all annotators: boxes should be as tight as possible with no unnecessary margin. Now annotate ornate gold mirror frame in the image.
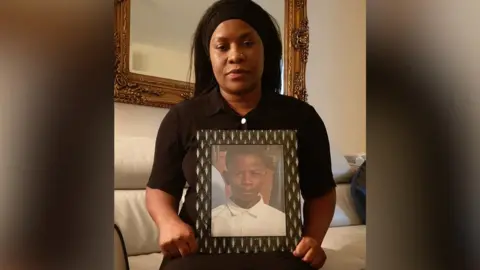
[114,0,309,108]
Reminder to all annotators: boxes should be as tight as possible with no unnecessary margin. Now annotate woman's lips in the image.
[227,72,247,79]
[226,69,249,79]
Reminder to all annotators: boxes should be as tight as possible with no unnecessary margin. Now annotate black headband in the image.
[202,0,270,55]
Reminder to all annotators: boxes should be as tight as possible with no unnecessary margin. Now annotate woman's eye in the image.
[216,44,227,51]
[243,41,254,47]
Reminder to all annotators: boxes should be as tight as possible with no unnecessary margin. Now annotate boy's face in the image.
[226,154,267,204]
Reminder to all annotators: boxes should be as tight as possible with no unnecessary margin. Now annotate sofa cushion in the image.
[322,225,366,270]
[114,190,160,256]
[115,136,156,189]
[114,224,129,270]
[128,253,163,270]
[330,146,355,183]
[330,184,363,227]
[299,183,362,227]
[115,188,188,256]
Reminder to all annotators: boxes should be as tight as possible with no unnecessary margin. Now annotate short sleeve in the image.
[147,108,186,202]
[297,105,336,199]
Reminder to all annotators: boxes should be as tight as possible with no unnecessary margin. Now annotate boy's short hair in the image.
[224,146,274,170]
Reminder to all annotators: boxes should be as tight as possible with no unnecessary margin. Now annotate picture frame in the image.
[195,129,303,254]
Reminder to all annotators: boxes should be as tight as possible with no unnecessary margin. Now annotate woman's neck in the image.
[219,87,262,117]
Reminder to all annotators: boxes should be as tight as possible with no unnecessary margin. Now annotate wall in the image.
[115,0,366,154]
[306,0,366,154]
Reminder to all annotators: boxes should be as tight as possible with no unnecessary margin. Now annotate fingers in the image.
[311,255,327,269]
[178,227,198,256]
[186,235,199,253]
[162,234,197,258]
[159,223,198,258]
[161,239,191,258]
[311,250,327,269]
[175,238,191,257]
[160,242,179,258]
[293,238,311,257]
[302,248,316,263]
[294,237,327,268]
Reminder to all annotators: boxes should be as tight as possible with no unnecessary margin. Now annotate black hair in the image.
[225,146,273,171]
[188,0,283,97]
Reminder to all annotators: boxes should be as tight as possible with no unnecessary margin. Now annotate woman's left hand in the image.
[293,236,327,269]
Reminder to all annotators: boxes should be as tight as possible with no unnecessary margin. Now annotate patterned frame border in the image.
[195,130,303,254]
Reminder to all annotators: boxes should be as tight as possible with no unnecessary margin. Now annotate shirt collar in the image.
[225,195,265,218]
[204,88,225,117]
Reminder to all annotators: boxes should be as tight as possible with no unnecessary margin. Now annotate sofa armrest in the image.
[114,224,130,270]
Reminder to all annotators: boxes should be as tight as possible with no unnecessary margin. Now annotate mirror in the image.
[114,0,309,108]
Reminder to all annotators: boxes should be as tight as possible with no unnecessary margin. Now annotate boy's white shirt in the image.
[211,195,286,237]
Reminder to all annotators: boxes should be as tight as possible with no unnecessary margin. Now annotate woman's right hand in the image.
[158,219,198,258]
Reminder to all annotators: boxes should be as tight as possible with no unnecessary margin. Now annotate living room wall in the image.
[115,0,365,154]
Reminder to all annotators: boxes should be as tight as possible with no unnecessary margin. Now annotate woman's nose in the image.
[228,50,245,64]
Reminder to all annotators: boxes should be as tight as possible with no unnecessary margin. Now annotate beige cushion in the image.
[330,145,355,183]
[114,190,160,256]
[128,253,163,270]
[329,184,362,227]
[322,225,366,270]
[322,225,366,251]
[299,184,362,228]
[115,136,156,189]
[115,188,188,256]
[114,225,129,270]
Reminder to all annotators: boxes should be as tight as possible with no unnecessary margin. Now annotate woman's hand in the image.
[158,219,198,258]
[293,236,327,269]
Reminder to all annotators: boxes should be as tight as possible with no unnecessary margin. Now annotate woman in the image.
[146,0,336,269]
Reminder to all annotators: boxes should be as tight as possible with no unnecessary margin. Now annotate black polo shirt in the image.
[147,88,336,228]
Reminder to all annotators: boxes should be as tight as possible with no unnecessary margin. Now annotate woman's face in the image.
[209,19,264,95]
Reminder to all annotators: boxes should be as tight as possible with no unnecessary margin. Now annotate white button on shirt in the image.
[211,197,286,237]
[241,118,247,124]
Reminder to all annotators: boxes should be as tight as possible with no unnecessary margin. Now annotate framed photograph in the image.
[195,130,303,254]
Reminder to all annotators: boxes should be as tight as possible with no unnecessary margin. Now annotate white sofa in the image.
[114,136,366,270]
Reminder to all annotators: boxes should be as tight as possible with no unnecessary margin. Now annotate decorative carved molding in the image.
[293,72,308,102]
[293,19,309,63]
[295,0,305,8]
[114,0,309,107]
[286,0,309,102]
